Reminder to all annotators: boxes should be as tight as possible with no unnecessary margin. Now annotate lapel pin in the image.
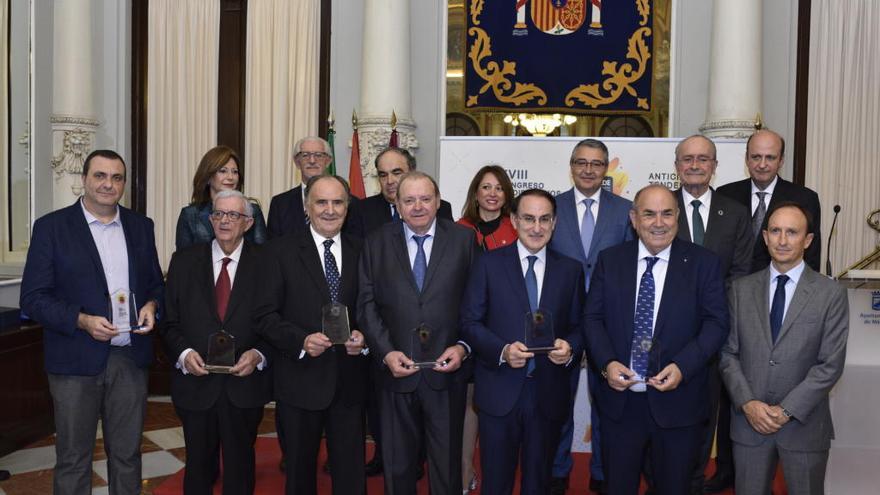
[718,209,724,216]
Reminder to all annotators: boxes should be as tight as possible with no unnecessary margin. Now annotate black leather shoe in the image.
[550,476,568,495]
[589,478,607,493]
[365,457,383,477]
[703,472,734,493]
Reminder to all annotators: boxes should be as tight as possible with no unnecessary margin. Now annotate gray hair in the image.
[570,138,609,164]
[293,136,331,156]
[213,189,254,217]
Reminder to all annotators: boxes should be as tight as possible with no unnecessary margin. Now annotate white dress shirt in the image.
[517,241,547,302]
[768,260,806,322]
[177,239,266,374]
[628,241,671,391]
[80,199,131,347]
[681,188,711,242]
[751,176,778,215]
[403,220,437,267]
[310,226,343,276]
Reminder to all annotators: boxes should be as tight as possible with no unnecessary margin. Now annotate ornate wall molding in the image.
[354,117,419,196]
[50,114,100,196]
[699,119,756,139]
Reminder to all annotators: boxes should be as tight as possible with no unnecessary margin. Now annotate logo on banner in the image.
[873,291,880,311]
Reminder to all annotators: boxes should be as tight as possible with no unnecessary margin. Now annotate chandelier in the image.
[503,113,577,137]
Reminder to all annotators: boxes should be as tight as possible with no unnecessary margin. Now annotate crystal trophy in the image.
[409,324,439,369]
[108,289,145,333]
[523,310,556,353]
[204,330,236,374]
[322,302,352,344]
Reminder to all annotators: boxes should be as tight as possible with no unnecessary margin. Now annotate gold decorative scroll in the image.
[467,26,548,107]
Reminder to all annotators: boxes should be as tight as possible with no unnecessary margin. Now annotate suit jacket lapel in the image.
[423,221,448,291]
[71,203,110,294]
[200,243,221,324]
[751,268,774,349]
[560,193,585,260]
[224,242,253,321]
[619,242,638,345]
[653,240,687,340]
[119,209,139,294]
[198,205,213,237]
[674,190,692,242]
[340,235,359,302]
[589,190,613,257]
[503,246,532,312]
[298,231,332,302]
[775,267,816,345]
[392,224,421,293]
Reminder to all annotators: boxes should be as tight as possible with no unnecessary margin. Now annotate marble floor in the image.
[0,396,278,495]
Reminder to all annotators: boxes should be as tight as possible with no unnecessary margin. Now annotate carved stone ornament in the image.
[354,116,419,197]
[698,119,757,139]
[50,115,100,191]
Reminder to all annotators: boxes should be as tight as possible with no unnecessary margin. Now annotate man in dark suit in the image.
[584,184,729,495]
[267,136,363,239]
[20,150,164,495]
[358,171,475,495]
[357,146,452,477]
[256,175,369,495]
[721,202,848,495]
[716,129,821,274]
[671,134,753,493]
[162,189,273,494]
[549,138,634,494]
[360,147,453,235]
[461,189,585,494]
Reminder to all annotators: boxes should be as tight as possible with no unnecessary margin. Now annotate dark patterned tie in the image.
[691,199,705,246]
[631,257,658,377]
[525,255,539,375]
[770,274,789,342]
[752,192,768,239]
[413,235,429,291]
[215,257,232,321]
[323,239,341,302]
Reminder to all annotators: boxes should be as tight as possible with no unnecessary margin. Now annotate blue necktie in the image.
[770,274,789,342]
[581,198,596,258]
[691,199,705,246]
[323,239,340,302]
[631,257,658,378]
[525,255,538,375]
[392,204,400,221]
[413,235,429,291]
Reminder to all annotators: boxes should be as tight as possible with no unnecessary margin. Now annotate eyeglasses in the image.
[570,159,607,170]
[210,210,251,222]
[516,214,554,227]
[296,151,330,160]
[676,155,716,165]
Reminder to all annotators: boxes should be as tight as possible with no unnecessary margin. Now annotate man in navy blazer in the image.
[267,136,364,239]
[584,184,729,495]
[549,139,634,494]
[20,150,164,495]
[462,189,585,494]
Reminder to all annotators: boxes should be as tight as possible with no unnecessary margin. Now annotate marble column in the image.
[357,0,417,196]
[50,0,99,208]
[699,0,762,138]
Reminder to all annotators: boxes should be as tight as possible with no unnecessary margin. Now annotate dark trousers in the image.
[366,357,384,459]
[479,378,562,495]
[381,377,466,495]
[279,397,366,495]
[601,392,702,495]
[47,346,147,495]
[175,392,264,495]
[693,361,734,488]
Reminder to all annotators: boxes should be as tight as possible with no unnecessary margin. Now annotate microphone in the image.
[826,205,841,277]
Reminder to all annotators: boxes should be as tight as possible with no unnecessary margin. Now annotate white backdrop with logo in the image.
[439,136,750,453]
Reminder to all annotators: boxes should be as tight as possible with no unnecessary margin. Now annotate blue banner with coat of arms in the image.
[465,0,654,113]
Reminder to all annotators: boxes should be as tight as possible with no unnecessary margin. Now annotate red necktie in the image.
[215,257,232,321]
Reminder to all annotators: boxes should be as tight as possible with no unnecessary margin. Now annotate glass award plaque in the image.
[322,303,351,344]
[645,338,663,383]
[108,289,145,333]
[204,330,236,374]
[409,324,439,369]
[524,310,556,353]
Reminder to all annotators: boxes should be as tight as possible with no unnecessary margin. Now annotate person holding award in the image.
[255,174,369,495]
[161,189,272,494]
[583,184,729,495]
[460,188,585,494]
[20,150,164,495]
[358,171,475,495]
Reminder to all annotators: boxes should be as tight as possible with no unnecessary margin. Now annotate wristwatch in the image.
[782,408,793,419]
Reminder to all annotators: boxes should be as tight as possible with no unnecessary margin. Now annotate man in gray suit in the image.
[671,134,753,494]
[720,202,848,495]
[358,170,475,495]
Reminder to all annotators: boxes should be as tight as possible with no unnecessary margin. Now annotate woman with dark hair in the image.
[456,164,519,493]
[175,145,268,250]
[457,164,518,251]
